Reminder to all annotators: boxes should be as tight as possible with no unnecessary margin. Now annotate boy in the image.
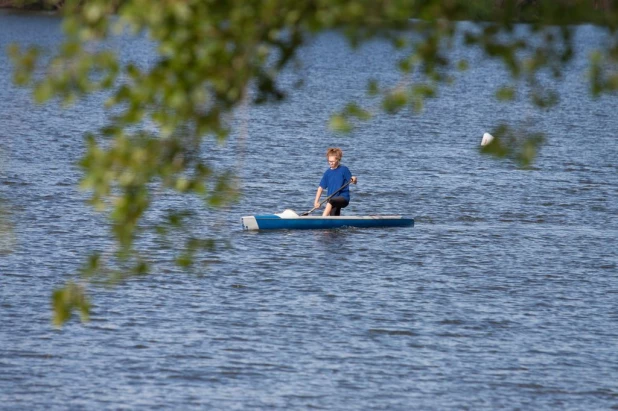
[313,147,357,216]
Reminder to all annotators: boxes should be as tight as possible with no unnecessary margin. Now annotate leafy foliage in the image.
[8,0,618,326]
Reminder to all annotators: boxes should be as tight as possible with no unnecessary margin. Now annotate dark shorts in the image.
[328,196,349,216]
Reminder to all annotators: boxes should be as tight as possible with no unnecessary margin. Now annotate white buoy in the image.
[481,132,494,147]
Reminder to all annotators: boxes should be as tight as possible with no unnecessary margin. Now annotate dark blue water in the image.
[1,11,618,410]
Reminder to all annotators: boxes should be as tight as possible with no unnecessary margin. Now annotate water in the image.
[1,10,618,410]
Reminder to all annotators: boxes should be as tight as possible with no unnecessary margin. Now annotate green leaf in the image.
[52,281,91,327]
[344,103,371,121]
[329,114,352,133]
[382,89,408,114]
[367,79,379,96]
[496,86,515,101]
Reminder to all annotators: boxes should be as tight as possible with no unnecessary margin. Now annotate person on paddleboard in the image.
[313,147,357,216]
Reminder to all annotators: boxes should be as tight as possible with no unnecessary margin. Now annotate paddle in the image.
[301,179,353,216]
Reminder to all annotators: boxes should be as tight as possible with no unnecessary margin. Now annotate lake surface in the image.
[1,10,618,410]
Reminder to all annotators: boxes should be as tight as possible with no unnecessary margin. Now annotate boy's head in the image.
[325,147,343,161]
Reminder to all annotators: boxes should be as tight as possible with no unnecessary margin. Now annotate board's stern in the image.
[241,216,259,230]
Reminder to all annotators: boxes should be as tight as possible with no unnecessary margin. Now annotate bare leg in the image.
[322,203,333,216]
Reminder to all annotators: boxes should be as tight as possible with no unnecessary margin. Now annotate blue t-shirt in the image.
[320,165,352,201]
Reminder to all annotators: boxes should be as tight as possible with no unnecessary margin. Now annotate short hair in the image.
[326,147,343,160]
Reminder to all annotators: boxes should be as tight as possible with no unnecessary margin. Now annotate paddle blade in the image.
[300,208,315,216]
